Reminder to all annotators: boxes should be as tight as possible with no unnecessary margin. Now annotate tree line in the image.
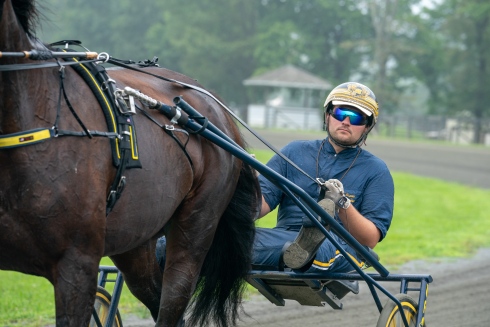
[37,0,490,143]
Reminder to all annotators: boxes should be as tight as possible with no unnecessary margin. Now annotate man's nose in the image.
[341,116,351,124]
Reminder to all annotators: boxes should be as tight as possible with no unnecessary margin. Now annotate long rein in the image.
[0,48,320,186]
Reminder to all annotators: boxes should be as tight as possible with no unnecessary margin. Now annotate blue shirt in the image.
[259,138,394,241]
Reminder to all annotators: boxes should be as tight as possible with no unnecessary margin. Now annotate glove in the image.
[323,179,351,210]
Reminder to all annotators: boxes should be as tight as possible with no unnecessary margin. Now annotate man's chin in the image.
[331,136,355,147]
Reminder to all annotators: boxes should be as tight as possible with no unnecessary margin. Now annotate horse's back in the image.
[104,66,259,326]
[102,66,244,254]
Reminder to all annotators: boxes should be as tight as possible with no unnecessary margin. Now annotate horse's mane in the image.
[11,0,40,36]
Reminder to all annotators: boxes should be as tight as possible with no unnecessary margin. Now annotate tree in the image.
[39,0,168,62]
[440,0,490,142]
[364,0,422,111]
[408,0,490,143]
[402,14,448,114]
[256,0,374,85]
[147,0,260,107]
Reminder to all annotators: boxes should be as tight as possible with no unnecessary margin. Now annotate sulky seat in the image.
[247,248,379,310]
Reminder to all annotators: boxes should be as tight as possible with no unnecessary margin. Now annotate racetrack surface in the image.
[124,248,490,327]
[235,249,490,327]
[123,130,490,327]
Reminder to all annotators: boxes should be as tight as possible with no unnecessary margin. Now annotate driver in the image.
[156,82,394,274]
[253,81,394,273]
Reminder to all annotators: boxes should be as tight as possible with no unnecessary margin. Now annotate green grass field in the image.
[1,149,490,326]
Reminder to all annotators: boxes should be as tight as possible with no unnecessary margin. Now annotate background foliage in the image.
[37,0,490,143]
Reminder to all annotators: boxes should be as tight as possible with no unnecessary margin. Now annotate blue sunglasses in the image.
[331,107,368,126]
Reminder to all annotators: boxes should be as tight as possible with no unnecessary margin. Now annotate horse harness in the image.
[0,40,330,215]
[0,41,196,215]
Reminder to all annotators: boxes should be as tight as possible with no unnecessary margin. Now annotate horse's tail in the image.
[188,159,261,327]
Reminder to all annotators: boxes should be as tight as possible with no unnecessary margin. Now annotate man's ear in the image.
[323,113,329,131]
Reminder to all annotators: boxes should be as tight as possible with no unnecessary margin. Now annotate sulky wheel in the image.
[376,293,424,327]
[89,286,123,327]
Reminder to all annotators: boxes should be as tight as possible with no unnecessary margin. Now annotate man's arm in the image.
[258,196,271,219]
[323,179,382,249]
[337,206,381,249]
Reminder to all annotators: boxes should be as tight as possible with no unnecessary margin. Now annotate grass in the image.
[1,148,490,326]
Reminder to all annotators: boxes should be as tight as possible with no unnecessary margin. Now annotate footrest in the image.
[247,275,360,310]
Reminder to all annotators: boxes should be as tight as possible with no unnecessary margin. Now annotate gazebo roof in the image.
[243,64,332,90]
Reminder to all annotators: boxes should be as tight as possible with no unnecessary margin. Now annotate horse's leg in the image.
[154,196,225,327]
[110,239,163,320]
[51,248,102,326]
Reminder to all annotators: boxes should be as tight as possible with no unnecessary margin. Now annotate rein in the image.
[0,58,99,71]
[107,57,320,186]
[0,46,320,186]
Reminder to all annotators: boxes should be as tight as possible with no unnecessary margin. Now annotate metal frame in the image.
[247,270,432,325]
[93,266,124,327]
[92,95,433,327]
[172,96,432,327]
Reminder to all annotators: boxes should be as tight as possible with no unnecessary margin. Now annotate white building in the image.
[243,65,332,131]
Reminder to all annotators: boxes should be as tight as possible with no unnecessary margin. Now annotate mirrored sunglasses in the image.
[331,107,368,126]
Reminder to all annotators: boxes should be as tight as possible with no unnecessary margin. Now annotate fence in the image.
[246,104,323,130]
[240,105,490,145]
[375,114,490,145]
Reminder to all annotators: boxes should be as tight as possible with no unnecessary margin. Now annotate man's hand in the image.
[323,179,351,210]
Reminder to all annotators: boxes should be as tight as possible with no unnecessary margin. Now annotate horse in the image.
[0,1,261,326]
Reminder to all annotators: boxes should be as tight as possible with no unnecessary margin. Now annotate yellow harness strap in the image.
[0,128,52,149]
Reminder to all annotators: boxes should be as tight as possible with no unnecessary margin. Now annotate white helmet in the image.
[323,82,379,147]
[324,82,379,127]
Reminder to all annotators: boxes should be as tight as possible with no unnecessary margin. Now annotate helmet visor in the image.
[332,100,372,117]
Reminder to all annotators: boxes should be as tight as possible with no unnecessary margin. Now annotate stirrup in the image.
[282,198,335,269]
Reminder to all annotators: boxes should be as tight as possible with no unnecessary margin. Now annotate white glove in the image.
[323,179,351,210]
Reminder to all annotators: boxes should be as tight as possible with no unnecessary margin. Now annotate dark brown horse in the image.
[0,1,260,326]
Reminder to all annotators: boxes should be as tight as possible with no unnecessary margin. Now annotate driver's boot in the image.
[282,198,336,269]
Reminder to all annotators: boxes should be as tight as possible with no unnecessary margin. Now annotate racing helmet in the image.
[324,82,379,127]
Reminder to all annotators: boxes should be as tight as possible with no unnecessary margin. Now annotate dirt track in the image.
[124,248,490,327]
[124,131,490,327]
[235,248,490,327]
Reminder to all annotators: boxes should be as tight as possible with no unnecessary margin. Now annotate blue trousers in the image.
[253,227,366,273]
[155,227,366,273]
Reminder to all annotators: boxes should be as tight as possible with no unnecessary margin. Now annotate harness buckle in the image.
[114,88,136,115]
[51,126,59,137]
[102,78,116,91]
[107,190,116,203]
[117,176,126,193]
[58,64,65,76]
